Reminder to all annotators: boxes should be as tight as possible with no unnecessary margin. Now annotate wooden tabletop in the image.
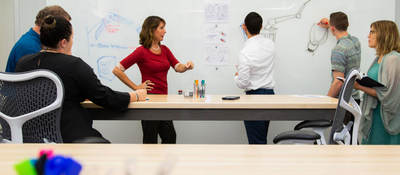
[1,144,399,175]
[82,95,338,109]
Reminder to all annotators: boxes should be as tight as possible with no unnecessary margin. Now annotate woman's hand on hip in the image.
[136,80,154,91]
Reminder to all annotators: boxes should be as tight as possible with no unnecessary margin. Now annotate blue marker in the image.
[240,23,247,41]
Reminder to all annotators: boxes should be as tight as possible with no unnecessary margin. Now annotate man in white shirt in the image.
[234,12,275,144]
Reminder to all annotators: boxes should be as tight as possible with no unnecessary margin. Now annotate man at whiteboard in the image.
[319,12,361,100]
[234,12,275,144]
[319,12,361,132]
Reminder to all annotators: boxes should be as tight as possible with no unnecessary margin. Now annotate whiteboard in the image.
[46,0,395,95]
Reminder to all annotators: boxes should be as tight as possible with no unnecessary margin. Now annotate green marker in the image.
[14,159,37,175]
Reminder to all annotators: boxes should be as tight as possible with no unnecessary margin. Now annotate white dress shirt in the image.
[234,34,275,91]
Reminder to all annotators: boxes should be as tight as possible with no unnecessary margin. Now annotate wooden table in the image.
[1,144,399,175]
[83,95,338,121]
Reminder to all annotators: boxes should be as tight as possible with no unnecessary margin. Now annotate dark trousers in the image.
[141,120,176,144]
[244,88,275,144]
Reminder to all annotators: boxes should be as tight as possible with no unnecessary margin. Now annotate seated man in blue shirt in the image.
[5,5,71,72]
[234,12,275,144]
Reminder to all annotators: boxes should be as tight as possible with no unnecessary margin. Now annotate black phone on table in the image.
[222,96,240,100]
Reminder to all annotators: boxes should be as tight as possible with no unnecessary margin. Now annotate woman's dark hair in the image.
[40,15,72,49]
[139,16,166,49]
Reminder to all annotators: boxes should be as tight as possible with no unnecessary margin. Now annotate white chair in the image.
[0,70,64,143]
[273,69,362,145]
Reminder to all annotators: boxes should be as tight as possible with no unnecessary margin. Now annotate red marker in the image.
[318,21,328,26]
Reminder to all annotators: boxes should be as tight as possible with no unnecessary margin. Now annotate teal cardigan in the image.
[359,51,400,141]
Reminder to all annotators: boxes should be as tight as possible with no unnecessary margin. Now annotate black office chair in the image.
[0,70,64,143]
[273,69,362,145]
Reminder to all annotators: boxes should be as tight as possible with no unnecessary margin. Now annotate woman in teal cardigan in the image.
[355,20,400,144]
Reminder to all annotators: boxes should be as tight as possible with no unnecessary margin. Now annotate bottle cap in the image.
[45,155,82,175]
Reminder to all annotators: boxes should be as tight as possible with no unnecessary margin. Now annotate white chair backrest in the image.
[329,69,362,145]
[0,70,64,143]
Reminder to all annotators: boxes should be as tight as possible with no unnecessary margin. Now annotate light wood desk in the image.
[83,95,337,120]
[1,144,399,175]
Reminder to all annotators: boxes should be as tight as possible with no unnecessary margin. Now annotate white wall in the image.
[0,0,15,71]
[397,0,400,26]
[13,0,47,39]
[0,0,46,71]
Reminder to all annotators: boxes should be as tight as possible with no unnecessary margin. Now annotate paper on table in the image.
[292,95,328,98]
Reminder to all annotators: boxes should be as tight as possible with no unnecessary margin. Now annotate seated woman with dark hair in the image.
[15,16,147,143]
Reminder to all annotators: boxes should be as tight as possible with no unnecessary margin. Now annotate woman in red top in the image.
[113,16,194,144]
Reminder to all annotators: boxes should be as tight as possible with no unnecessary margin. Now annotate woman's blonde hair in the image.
[139,16,165,49]
[371,20,400,56]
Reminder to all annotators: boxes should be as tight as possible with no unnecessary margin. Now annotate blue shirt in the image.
[5,28,41,72]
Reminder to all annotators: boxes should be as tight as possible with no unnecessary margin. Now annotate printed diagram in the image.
[261,0,311,41]
[204,0,229,23]
[205,24,228,44]
[205,45,228,65]
[97,56,117,81]
[204,0,230,66]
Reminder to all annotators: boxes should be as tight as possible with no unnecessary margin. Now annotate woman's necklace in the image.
[151,45,160,51]
[40,47,59,53]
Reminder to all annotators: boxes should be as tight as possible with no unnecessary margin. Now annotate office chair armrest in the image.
[273,130,321,144]
[0,138,11,143]
[294,120,332,130]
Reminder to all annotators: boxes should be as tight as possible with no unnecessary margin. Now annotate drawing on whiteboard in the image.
[97,56,117,81]
[204,0,230,23]
[261,0,311,41]
[86,11,139,55]
[91,12,134,40]
[307,23,328,55]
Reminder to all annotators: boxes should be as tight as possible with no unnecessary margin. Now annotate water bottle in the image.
[201,80,206,98]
